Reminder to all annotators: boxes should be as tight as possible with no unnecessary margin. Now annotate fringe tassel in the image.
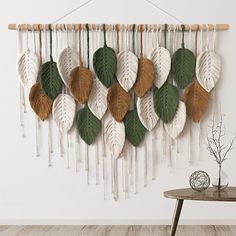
[66,134,70,168]
[35,116,40,157]
[151,131,156,180]
[95,142,100,185]
[75,129,81,173]
[48,116,52,167]
[134,146,138,194]
[58,131,64,157]
[19,85,26,138]
[85,144,89,185]
[144,142,148,187]
[103,150,107,200]
[113,157,118,201]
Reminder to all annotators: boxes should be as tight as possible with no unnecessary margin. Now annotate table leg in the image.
[170,199,184,236]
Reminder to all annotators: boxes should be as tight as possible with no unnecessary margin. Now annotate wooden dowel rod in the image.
[8,24,230,32]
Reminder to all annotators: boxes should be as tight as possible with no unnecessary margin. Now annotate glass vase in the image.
[212,164,229,190]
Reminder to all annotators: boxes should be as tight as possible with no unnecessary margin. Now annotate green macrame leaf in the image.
[124,109,146,147]
[76,105,101,145]
[93,46,117,88]
[153,83,179,123]
[40,60,63,101]
[172,48,196,89]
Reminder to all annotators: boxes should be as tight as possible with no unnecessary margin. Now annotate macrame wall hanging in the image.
[10,23,228,200]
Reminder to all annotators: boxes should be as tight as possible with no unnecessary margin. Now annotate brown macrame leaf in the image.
[107,83,131,122]
[29,82,53,121]
[182,80,209,123]
[68,66,93,104]
[133,57,154,97]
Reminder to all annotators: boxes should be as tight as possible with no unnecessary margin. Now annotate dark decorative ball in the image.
[189,170,210,192]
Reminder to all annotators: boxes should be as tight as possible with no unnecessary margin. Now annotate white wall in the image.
[0,0,236,225]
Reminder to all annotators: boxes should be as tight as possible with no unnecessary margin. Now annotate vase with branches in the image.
[207,116,236,190]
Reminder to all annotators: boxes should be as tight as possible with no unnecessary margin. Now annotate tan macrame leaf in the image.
[196,51,221,92]
[52,94,76,133]
[107,83,131,122]
[58,47,79,87]
[29,82,52,121]
[182,81,209,122]
[104,116,125,158]
[164,101,186,139]
[88,78,108,120]
[150,47,171,88]
[68,66,93,104]
[137,91,159,131]
[134,57,154,97]
[116,49,138,92]
[17,49,39,87]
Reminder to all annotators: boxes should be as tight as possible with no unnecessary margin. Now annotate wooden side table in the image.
[164,187,236,236]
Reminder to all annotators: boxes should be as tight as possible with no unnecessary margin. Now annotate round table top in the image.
[164,187,236,202]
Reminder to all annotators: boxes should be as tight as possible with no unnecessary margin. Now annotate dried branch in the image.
[207,115,236,165]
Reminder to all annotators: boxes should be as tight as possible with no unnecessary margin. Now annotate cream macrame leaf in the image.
[52,94,76,133]
[116,49,138,92]
[104,117,125,158]
[17,49,39,87]
[58,47,79,87]
[137,91,159,131]
[196,51,221,92]
[164,101,186,139]
[150,47,171,88]
[88,78,108,120]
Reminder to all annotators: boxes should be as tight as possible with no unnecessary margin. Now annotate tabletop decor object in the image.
[189,170,210,192]
[207,116,236,190]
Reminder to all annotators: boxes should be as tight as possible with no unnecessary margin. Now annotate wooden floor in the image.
[0,225,236,236]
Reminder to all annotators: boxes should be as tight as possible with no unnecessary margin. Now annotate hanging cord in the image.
[103,24,107,47]
[144,0,183,24]
[188,24,192,51]
[206,24,209,51]
[17,25,26,138]
[51,0,94,24]
[194,25,199,56]
[49,24,53,61]
[133,25,137,108]
[51,0,182,25]
[115,24,120,53]
[164,24,168,49]
[78,25,83,67]
[200,24,203,53]
[86,24,90,69]
[132,24,135,54]
[211,24,219,122]
[213,24,216,52]
[195,26,203,160]
[181,24,185,48]
[74,25,80,171]
[39,26,42,65]
[34,25,41,157]
[45,26,53,166]
[140,24,144,57]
